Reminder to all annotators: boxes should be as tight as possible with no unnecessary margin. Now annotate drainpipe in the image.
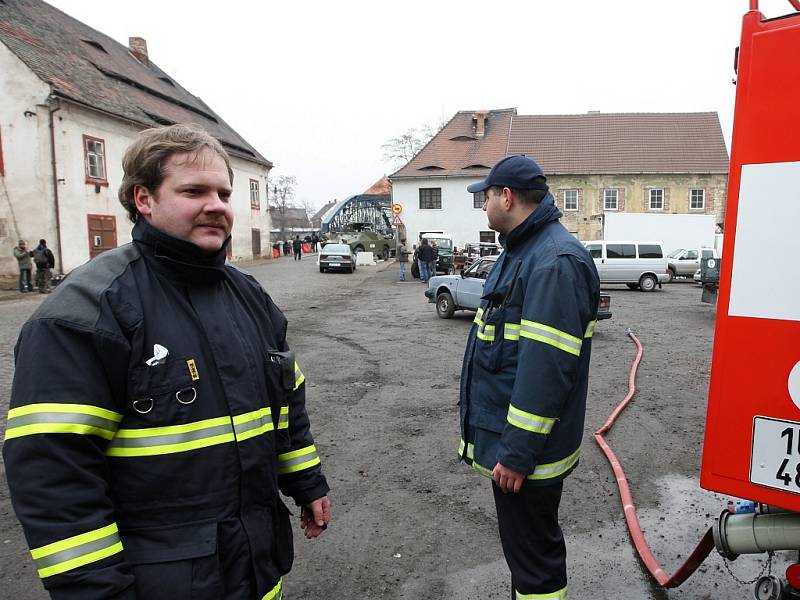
[47,95,63,274]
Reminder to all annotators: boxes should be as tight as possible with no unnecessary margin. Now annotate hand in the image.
[300,496,331,539]
[492,463,525,494]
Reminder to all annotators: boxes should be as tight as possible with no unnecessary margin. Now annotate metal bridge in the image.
[320,194,393,234]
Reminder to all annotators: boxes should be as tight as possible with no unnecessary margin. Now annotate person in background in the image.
[417,238,435,283]
[13,239,33,293]
[32,239,55,294]
[293,235,303,261]
[397,238,409,282]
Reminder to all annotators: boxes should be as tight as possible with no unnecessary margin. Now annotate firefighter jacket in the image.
[3,219,329,600]
[458,194,600,485]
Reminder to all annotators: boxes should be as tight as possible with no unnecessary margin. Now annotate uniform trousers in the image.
[492,480,567,599]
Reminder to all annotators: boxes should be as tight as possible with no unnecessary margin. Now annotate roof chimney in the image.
[473,111,489,138]
[129,37,149,65]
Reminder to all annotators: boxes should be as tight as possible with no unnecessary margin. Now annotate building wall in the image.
[0,42,55,275]
[0,58,271,275]
[391,173,727,248]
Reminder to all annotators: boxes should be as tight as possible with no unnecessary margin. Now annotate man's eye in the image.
[219,193,231,203]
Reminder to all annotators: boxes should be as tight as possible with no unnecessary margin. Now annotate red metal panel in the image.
[700,7,800,509]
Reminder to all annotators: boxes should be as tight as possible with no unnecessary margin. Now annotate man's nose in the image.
[204,193,228,212]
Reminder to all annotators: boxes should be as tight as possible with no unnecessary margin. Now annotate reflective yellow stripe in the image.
[233,407,274,442]
[262,578,283,600]
[458,438,475,460]
[516,585,568,599]
[474,307,485,327]
[5,403,122,441]
[277,405,289,430]
[294,362,305,391]
[476,324,496,342]
[31,523,123,578]
[520,319,582,356]
[504,322,521,341]
[584,320,596,338]
[278,444,321,474]
[507,405,556,434]
[527,448,580,480]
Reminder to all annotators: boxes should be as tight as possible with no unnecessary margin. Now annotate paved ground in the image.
[0,254,790,599]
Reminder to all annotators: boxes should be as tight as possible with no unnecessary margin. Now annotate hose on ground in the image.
[593,328,715,587]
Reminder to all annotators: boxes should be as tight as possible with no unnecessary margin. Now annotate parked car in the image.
[667,247,718,281]
[425,255,612,321]
[318,243,356,273]
[583,240,669,291]
[411,232,455,277]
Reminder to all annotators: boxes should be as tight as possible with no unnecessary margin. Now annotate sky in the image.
[45,0,796,212]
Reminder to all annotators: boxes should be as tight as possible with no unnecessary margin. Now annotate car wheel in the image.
[436,291,456,319]
[349,265,354,273]
[319,266,325,273]
[639,274,658,292]
[354,245,365,254]
[380,246,389,260]
[626,283,639,290]
[411,262,420,279]
[667,267,676,283]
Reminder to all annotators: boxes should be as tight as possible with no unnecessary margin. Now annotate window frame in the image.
[648,188,664,211]
[479,230,495,243]
[473,191,485,209]
[419,187,442,210]
[83,134,108,186]
[249,179,260,209]
[603,189,618,211]
[689,188,705,210]
[563,189,578,212]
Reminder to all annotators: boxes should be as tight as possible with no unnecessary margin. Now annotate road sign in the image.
[391,203,402,215]
[392,214,403,225]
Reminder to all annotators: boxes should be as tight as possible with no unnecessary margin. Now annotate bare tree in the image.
[269,175,297,240]
[382,119,447,168]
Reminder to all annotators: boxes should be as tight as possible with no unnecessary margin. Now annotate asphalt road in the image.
[0,254,790,599]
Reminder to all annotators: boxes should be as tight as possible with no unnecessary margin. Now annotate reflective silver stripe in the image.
[519,320,582,356]
[504,323,521,341]
[277,406,289,429]
[30,523,122,578]
[107,422,233,449]
[476,324,496,342]
[233,409,273,441]
[474,307,485,326]
[507,405,556,434]
[5,403,122,441]
[6,412,120,438]
[278,444,321,474]
[584,320,596,338]
[294,362,305,391]
[458,438,474,460]
[527,448,581,480]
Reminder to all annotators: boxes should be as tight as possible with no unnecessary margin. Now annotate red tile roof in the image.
[363,175,391,195]
[391,109,728,178]
[0,0,270,166]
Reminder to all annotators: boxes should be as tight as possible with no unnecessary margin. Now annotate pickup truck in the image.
[667,247,718,281]
[424,254,611,321]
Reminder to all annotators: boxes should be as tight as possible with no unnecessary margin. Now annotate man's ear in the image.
[133,184,155,217]
[502,187,514,211]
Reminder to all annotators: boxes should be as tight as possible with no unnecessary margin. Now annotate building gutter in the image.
[47,94,64,274]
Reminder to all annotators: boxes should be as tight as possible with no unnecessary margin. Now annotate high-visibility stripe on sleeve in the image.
[584,320,596,339]
[5,403,122,441]
[30,523,123,579]
[278,444,321,475]
[294,362,305,391]
[473,307,485,327]
[519,319,582,356]
[507,405,556,434]
[458,438,475,460]
[515,585,568,599]
[262,577,283,600]
[476,324,496,342]
[527,448,580,481]
[277,405,289,430]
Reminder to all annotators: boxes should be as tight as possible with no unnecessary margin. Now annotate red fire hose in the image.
[593,329,715,587]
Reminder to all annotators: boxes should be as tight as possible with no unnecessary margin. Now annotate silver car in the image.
[424,256,497,318]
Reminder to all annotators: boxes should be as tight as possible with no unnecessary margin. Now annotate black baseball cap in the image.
[467,155,548,193]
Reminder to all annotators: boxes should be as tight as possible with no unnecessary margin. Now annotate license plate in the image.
[751,416,800,494]
[329,263,341,267]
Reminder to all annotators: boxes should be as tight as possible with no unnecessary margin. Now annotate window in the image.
[250,179,260,209]
[564,190,578,211]
[586,243,602,259]
[638,244,663,259]
[690,189,705,210]
[701,249,714,259]
[604,189,618,210]
[419,188,442,209]
[649,189,664,210]
[684,250,698,260]
[606,244,636,259]
[473,191,485,209]
[83,135,107,184]
[479,231,495,243]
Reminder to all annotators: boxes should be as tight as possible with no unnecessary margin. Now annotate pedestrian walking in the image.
[311,232,319,253]
[293,235,303,260]
[429,241,439,279]
[283,239,291,256]
[397,239,409,281]
[3,124,331,600]
[458,155,600,600]
[417,238,435,283]
[31,239,54,293]
[13,239,33,293]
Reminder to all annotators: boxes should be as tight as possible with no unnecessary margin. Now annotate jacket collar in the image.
[499,192,562,250]
[132,219,229,283]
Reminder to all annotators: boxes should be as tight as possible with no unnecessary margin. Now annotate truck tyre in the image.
[354,244,365,254]
[380,246,390,260]
[411,262,420,279]
[639,274,658,292]
[436,291,456,319]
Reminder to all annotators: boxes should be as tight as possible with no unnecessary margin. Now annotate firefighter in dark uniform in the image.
[3,125,331,600]
[458,155,599,599]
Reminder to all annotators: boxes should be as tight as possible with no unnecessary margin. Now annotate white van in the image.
[583,240,669,291]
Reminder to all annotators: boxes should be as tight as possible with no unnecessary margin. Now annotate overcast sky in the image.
[47,0,794,211]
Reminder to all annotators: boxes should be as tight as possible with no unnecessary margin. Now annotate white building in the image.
[389,108,728,248]
[0,0,272,275]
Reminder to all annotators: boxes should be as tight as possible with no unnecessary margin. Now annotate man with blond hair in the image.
[4,124,330,600]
